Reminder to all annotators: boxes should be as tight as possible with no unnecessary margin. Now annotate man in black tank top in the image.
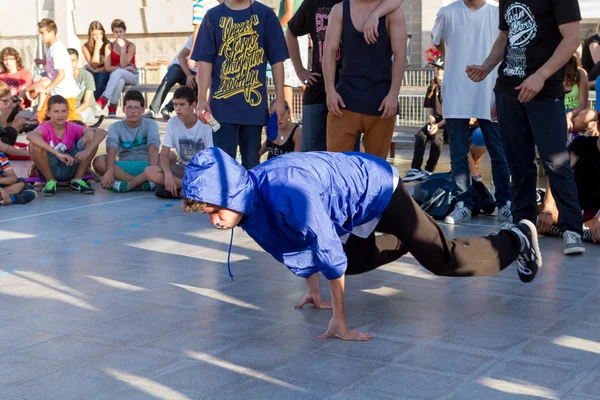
[322,0,407,160]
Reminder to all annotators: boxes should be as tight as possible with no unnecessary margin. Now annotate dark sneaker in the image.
[402,168,425,182]
[504,219,542,283]
[582,228,593,243]
[14,189,37,204]
[563,230,585,255]
[71,179,95,194]
[155,185,179,199]
[41,180,57,197]
[141,182,157,191]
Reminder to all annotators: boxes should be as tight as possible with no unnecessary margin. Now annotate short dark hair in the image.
[173,86,196,105]
[123,89,144,107]
[47,95,68,110]
[38,18,57,33]
[67,48,79,58]
[111,19,127,32]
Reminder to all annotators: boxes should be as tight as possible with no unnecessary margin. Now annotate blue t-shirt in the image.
[192,1,289,126]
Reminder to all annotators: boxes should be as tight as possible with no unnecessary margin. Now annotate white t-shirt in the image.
[431,0,499,120]
[170,35,194,68]
[163,116,214,164]
[45,41,80,98]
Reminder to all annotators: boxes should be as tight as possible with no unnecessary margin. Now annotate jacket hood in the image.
[182,147,255,216]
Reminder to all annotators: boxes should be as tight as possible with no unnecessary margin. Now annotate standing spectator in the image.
[35,18,81,124]
[323,0,407,160]
[82,21,111,100]
[192,0,289,169]
[68,49,96,124]
[432,0,512,225]
[93,90,159,192]
[581,23,600,89]
[143,35,197,120]
[467,0,585,254]
[96,19,138,118]
[564,55,596,135]
[286,0,402,152]
[259,100,302,159]
[279,0,306,121]
[404,59,445,182]
[190,0,222,73]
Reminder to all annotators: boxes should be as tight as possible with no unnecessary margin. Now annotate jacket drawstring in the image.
[227,228,235,280]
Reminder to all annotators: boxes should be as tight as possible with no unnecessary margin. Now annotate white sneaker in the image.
[142,110,156,119]
[422,170,432,178]
[444,201,472,225]
[403,168,425,182]
[563,230,585,255]
[498,201,513,223]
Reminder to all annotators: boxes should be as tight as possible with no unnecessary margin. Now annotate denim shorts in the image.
[37,139,84,182]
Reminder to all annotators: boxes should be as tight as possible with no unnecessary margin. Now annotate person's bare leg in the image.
[28,144,55,181]
[572,110,597,132]
[93,155,135,183]
[126,173,148,191]
[4,181,26,195]
[145,165,165,186]
[284,85,295,121]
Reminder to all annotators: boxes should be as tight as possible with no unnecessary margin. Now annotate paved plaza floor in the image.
[1,144,600,400]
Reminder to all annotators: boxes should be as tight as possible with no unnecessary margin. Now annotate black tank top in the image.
[336,0,392,116]
[267,124,299,159]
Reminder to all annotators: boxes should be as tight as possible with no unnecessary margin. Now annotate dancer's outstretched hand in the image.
[318,318,372,341]
[294,289,333,309]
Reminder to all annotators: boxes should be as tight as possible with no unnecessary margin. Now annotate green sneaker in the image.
[41,180,57,197]
[108,180,128,193]
[71,179,95,194]
[141,182,157,191]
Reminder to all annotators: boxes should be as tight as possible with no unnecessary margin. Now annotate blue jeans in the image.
[445,118,511,208]
[214,123,262,169]
[301,103,328,152]
[496,92,582,234]
[149,64,190,113]
[87,70,110,100]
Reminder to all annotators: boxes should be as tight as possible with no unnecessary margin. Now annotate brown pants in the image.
[327,110,396,159]
[344,180,521,277]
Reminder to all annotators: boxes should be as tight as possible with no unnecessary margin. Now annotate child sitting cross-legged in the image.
[0,152,36,205]
[26,95,107,196]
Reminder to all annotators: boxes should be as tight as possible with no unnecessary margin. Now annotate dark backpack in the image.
[413,173,454,219]
[413,173,497,219]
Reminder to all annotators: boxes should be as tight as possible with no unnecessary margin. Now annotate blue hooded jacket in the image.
[183,148,395,280]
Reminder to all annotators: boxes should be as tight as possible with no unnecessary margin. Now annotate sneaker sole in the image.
[444,215,471,225]
[564,246,585,255]
[71,189,95,194]
[402,175,425,182]
[520,219,543,271]
[41,192,55,197]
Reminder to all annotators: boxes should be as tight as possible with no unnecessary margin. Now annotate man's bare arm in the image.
[322,4,343,93]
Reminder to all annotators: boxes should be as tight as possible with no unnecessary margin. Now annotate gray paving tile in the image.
[395,345,497,376]
[569,368,600,399]
[322,336,415,364]
[459,310,557,335]
[0,326,56,355]
[517,337,600,369]
[9,335,123,367]
[0,353,63,390]
[3,367,131,400]
[346,365,462,400]
[369,316,453,340]
[439,325,530,352]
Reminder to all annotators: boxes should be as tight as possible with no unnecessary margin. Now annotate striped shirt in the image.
[0,152,12,173]
[193,0,220,25]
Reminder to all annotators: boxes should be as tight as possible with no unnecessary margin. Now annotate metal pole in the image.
[36,0,43,59]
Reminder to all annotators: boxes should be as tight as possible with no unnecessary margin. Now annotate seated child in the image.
[26,95,107,196]
[403,60,445,182]
[0,152,36,205]
[259,100,302,159]
[537,135,600,244]
[93,89,160,192]
[145,86,213,198]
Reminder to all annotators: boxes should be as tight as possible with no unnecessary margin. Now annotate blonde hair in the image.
[0,80,9,97]
[183,199,207,213]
